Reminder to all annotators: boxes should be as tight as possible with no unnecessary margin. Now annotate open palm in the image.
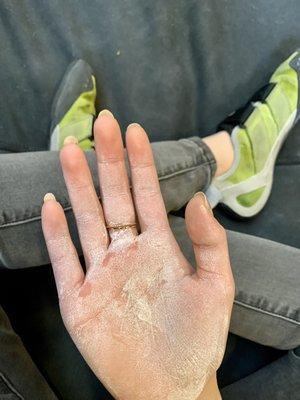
[42,112,234,400]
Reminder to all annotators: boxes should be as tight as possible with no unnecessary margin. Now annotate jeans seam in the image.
[0,372,24,399]
[192,137,217,187]
[0,162,214,228]
[234,299,300,325]
[158,161,214,181]
[202,146,215,190]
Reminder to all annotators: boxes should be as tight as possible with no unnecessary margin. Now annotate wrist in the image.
[197,373,221,400]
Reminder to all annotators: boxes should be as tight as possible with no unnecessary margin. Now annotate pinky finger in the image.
[41,193,84,298]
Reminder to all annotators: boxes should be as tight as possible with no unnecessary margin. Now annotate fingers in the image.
[125,124,169,231]
[185,192,233,281]
[94,111,137,239]
[60,139,108,268]
[42,194,84,297]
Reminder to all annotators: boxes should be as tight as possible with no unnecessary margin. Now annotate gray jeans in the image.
[0,138,299,399]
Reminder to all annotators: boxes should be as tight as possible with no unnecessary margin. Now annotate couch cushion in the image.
[1,0,300,157]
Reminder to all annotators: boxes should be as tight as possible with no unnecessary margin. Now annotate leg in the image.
[221,348,300,400]
[202,131,234,177]
[0,135,217,268]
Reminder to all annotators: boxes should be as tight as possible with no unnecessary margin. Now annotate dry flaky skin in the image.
[61,230,229,399]
[42,113,234,400]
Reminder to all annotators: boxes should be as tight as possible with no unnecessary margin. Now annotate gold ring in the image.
[106,223,136,230]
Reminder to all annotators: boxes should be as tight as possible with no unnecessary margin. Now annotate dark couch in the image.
[0,1,299,398]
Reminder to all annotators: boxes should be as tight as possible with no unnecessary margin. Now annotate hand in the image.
[42,111,234,400]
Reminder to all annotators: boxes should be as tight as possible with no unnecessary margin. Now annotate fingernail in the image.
[127,123,141,129]
[194,192,213,215]
[98,109,114,118]
[44,193,56,203]
[63,136,78,146]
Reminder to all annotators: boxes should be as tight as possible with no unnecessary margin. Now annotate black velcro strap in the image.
[218,83,276,133]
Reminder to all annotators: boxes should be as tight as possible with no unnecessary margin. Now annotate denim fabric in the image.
[0,138,216,268]
[221,348,300,400]
[0,305,57,399]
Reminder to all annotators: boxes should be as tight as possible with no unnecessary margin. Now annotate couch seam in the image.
[0,372,24,399]
[234,299,300,325]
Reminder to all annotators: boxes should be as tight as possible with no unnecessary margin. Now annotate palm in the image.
[42,114,234,400]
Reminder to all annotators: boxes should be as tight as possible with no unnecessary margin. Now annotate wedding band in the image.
[106,223,136,230]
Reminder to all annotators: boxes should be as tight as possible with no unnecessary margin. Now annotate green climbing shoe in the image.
[207,50,300,217]
[50,59,96,150]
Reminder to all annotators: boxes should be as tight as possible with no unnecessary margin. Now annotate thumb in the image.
[185,192,232,281]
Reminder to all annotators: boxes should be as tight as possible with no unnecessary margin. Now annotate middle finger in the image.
[94,110,136,240]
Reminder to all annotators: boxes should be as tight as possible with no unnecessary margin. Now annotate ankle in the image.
[203,131,234,177]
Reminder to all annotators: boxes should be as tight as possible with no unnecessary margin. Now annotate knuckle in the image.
[135,187,160,198]
[131,161,153,170]
[69,180,91,192]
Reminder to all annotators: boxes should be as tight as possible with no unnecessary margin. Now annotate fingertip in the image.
[185,192,213,224]
[186,193,232,281]
[126,122,142,132]
[42,194,58,215]
[44,192,56,202]
[94,109,116,133]
[185,192,225,246]
[94,112,123,158]
[98,109,114,118]
[126,122,146,140]
[193,192,213,215]
[60,142,84,172]
[126,123,152,165]
[63,135,78,146]
[61,138,78,151]
[42,196,67,235]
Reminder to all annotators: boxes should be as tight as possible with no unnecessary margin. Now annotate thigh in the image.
[0,305,57,399]
[221,348,300,400]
